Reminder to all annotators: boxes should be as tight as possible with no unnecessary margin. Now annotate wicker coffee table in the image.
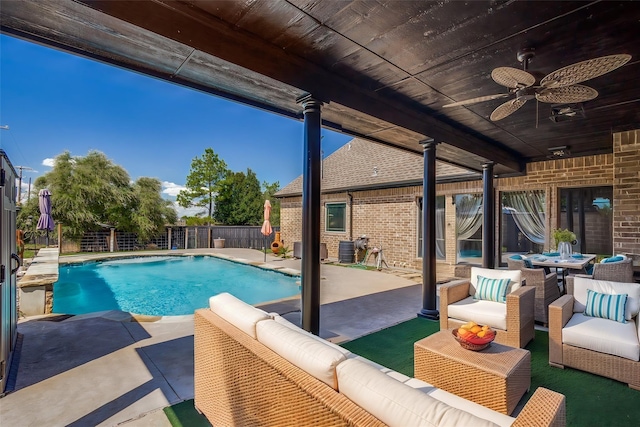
[414,330,531,415]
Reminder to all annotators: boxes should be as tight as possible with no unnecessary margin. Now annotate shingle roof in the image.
[276,138,479,197]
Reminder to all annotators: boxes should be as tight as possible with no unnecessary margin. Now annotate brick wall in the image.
[613,130,640,255]
[278,129,639,277]
[280,197,302,248]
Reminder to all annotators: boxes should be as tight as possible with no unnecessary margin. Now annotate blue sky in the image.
[0,35,352,216]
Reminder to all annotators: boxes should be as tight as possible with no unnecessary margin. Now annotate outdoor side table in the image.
[414,330,531,415]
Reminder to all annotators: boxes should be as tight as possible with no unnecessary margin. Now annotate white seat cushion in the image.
[470,267,522,296]
[562,313,640,361]
[447,296,508,330]
[270,314,410,382]
[404,378,515,427]
[271,314,352,356]
[573,277,640,321]
[209,292,271,338]
[346,354,412,383]
[336,358,499,427]
[256,319,346,389]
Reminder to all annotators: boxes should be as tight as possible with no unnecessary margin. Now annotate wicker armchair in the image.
[549,277,640,390]
[520,268,560,325]
[440,267,535,348]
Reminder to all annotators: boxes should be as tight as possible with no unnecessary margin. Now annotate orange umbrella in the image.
[261,200,273,261]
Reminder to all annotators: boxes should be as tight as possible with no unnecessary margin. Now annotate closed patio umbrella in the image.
[261,200,273,261]
[36,189,54,247]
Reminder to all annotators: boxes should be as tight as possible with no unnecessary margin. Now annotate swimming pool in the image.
[53,255,299,316]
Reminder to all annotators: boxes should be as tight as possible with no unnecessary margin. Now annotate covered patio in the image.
[2,1,639,330]
[2,4,640,426]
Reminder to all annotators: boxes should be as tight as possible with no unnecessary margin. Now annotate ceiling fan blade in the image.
[536,84,598,103]
[490,98,527,121]
[443,93,510,108]
[540,54,631,88]
[491,67,535,88]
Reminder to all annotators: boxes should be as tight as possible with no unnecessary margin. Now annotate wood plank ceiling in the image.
[2,1,639,176]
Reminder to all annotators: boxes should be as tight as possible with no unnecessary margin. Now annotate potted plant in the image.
[552,228,576,259]
[552,228,577,247]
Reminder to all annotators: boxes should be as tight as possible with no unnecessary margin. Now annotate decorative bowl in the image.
[452,328,495,351]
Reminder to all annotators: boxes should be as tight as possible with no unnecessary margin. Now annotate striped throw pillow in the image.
[584,289,628,323]
[473,275,511,303]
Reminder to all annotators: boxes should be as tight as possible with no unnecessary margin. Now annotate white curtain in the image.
[503,191,546,245]
[456,194,483,240]
[436,207,445,258]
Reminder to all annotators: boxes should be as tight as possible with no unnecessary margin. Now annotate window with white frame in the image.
[325,202,346,232]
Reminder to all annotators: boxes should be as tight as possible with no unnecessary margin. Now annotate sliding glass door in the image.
[560,187,612,256]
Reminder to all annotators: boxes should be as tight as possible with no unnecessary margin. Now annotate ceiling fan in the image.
[443,48,631,121]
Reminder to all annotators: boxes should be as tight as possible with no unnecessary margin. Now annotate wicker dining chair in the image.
[590,258,634,283]
[506,258,525,270]
[520,267,561,325]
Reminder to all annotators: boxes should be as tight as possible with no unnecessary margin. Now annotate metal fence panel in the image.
[62,225,279,253]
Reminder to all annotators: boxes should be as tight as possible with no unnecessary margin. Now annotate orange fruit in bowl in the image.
[457,328,474,340]
[466,333,495,345]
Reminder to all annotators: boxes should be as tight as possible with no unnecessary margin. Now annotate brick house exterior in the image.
[277,130,640,277]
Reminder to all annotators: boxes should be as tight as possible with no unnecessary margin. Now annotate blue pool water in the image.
[53,256,299,316]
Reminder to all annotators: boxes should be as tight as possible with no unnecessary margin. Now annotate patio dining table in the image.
[529,253,596,292]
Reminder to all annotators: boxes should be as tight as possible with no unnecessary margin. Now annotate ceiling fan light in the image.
[549,103,585,122]
[548,146,571,158]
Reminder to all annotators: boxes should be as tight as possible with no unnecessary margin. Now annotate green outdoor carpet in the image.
[167,318,640,426]
[164,399,211,427]
[342,318,640,427]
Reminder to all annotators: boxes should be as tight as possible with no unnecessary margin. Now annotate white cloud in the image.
[161,181,206,218]
[162,181,186,197]
[173,201,206,219]
[42,158,55,167]
[15,179,35,203]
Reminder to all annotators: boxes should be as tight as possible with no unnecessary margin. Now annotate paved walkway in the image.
[1,248,432,426]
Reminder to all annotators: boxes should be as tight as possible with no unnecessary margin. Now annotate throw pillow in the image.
[509,255,523,260]
[584,289,628,323]
[523,258,534,268]
[474,275,511,303]
[602,255,624,264]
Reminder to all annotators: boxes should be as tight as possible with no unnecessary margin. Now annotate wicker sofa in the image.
[195,292,565,426]
[549,276,640,389]
[440,267,536,348]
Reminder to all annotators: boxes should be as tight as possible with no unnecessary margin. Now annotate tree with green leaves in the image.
[130,177,178,242]
[262,180,281,227]
[214,168,264,225]
[17,150,176,241]
[176,148,228,223]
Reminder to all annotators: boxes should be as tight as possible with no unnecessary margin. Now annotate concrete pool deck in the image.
[1,248,435,426]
